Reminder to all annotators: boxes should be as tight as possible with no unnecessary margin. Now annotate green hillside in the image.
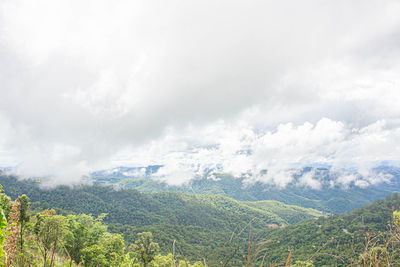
[243,200,323,224]
[0,175,321,264]
[258,193,400,266]
[92,172,400,214]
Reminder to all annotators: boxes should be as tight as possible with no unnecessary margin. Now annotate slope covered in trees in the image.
[243,200,323,224]
[256,193,400,266]
[0,186,206,266]
[0,175,321,264]
[90,166,400,213]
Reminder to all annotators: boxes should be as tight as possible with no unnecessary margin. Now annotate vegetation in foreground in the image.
[0,185,207,266]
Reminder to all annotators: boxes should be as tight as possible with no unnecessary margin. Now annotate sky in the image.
[1,0,400,186]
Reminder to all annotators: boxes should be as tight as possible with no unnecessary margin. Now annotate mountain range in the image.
[88,164,400,213]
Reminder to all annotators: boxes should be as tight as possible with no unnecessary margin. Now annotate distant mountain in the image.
[90,165,163,178]
[89,165,400,213]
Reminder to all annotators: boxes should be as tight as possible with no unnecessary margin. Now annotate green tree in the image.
[133,232,160,267]
[33,209,66,267]
[0,208,8,266]
[0,184,11,266]
[81,244,108,266]
[63,213,107,264]
[99,232,125,266]
[80,233,126,267]
[17,194,30,250]
[0,185,11,219]
[152,253,174,267]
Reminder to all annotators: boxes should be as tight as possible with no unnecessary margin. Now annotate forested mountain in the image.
[258,194,400,266]
[0,175,322,264]
[89,165,400,214]
[243,200,322,224]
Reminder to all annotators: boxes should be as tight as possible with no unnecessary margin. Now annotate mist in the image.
[1,0,400,186]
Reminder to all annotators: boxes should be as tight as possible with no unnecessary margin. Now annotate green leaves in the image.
[79,232,126,266]
[0,210,7,230]
[63,213,108,263]
[132,232,160,266]
[0,209,8,266]
[62,213,127,266]
[33,209,67,266]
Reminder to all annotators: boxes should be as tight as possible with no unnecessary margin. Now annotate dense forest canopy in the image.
[89,166,400,214]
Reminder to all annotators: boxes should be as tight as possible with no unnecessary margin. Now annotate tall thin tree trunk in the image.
[50,227,59,267]
[19,223,24,250]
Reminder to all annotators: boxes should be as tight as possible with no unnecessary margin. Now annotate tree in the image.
[357,210,400,266]
[132,232,160,267]
[80,233,126,266]
[0,208,8,266]
[63,213,107,264]
[62,213,126,267]
[0,185,11,219]
[81,244,108,266]
[152,253,174,267]
[4,200,20,266]
[99,232,125,266]
[17,194,30,250]
[33,210,66,267]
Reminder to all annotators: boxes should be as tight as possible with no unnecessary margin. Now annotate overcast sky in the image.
[1,0,400,186]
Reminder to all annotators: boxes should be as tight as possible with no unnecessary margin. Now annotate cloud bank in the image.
[0,0,400,186]
[116,118,400,186]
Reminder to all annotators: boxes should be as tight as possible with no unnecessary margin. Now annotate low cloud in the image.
[116,117,400,187]
[0,0,400,186]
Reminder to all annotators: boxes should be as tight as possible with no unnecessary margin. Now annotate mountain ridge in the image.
[87,165,400,213]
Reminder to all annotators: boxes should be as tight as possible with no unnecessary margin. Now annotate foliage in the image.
[90,169,400,214]
[0,184,11,266]
[33,209,66,266]
[0,208,8,266]
[148,253,204,267]
[17,194,29,250]
[0,175,321,264]
[4,200,20,266]
[259,193,400,266]
[63,213,108,264]
[99,232,126,265]
[132,232,159,267]
[355,208,400,266]
[244,200,322,224]
[0,186,12,220]
[290,260,315,267]
[81,233,125,267]
[151,253,174,267]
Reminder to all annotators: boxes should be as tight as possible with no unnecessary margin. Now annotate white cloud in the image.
[0,0,400,185]
[114,117,400,186]
[296,170,322,190]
